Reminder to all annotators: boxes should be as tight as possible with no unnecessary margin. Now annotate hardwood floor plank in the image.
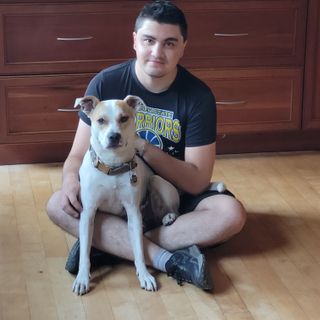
[0,293,30,320]
[80,269,116,320]
[47,257,87,320]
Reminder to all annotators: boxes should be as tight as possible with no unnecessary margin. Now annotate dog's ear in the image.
[124,95,146,111]
[77,96,100,116]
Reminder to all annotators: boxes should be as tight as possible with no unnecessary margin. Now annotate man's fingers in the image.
[61,194,81,218]
[70,195,83,213]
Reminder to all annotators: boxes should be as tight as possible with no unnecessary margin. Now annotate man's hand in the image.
[134,134,148,157]
[61,174,82,218]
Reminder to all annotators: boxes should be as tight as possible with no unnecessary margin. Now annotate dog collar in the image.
[89,145,138,182]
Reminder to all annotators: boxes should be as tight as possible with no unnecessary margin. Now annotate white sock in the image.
[152,249,173,272]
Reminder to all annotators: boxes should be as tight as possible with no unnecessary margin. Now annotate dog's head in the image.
[78,95,145,152]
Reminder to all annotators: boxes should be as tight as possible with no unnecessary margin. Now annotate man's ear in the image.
[124,95,146,111]
[133,32,137,51]
[76,96,100,116]
[180,39,187,59]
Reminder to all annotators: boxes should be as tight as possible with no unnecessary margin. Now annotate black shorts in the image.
[143,189,235,232]
[179,189,235,214]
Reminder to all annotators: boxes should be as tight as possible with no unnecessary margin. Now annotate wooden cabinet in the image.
[303,0,320,130]
[0,0,319,164]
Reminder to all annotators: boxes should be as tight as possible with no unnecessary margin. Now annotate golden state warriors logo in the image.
[135,105,181,150]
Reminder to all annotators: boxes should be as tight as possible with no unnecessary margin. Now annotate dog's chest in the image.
[80,153,148,216]
[97,176,134,215]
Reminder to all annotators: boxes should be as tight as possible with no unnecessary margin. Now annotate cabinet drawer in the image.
[0,2,142,74]
[0,74,93,143]
[193,68,302,133]
[182,0,307,67]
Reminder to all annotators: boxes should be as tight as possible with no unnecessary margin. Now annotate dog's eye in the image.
[97,118,105,125]
[120,115,129,123]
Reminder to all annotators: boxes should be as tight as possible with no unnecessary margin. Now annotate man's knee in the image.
[200,194,247,235]
[228,197,247,234]
[46,191,61,224]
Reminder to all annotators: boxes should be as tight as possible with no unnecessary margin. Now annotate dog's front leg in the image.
[72,207,96,295]
[126,206,157,291]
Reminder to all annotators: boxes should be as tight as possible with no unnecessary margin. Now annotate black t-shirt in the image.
[80,59,216,161]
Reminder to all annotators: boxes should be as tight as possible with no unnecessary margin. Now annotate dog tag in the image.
[130,173,138,184]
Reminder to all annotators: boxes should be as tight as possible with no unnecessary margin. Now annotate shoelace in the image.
[167,268,192,286]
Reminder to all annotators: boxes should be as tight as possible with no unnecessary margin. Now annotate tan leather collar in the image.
[89,145,137,176]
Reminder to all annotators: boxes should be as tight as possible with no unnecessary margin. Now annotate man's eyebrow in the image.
[142,34,179,42]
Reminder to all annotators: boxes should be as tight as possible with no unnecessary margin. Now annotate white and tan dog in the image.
[72,95,180,295]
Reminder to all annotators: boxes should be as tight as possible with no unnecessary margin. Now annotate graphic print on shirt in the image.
[135,104,181,156]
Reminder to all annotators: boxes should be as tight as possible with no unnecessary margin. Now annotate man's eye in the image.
[97,118,105,125]
[144,38,153,45]
[120,116,129,123]
[165,42,175,48]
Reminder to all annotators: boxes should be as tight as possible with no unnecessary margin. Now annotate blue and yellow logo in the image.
[135,105,181,149]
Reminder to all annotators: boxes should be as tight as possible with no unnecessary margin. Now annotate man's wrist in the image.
[139,139,148,157]
[135,137,149,157]
[63,172,79,184]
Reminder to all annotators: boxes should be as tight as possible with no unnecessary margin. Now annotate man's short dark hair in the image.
[135,0,188,41]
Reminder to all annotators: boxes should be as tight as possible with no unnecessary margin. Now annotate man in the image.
[47,0,246,290]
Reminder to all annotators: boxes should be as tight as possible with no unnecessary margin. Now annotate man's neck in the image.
[134,63,177,94]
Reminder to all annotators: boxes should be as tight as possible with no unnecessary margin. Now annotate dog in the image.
[72,95,180,295]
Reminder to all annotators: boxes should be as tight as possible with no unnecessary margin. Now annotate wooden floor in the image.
[1,152,320,320]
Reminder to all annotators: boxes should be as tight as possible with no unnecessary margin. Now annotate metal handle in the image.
[56,36,93,41]
[216,101,247,106]
[214,33,249,37]
[57,108,80,112]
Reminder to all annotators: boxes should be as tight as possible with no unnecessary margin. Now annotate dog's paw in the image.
[137,269,157,291]
[72,272,91,295]
[162,212,178,226]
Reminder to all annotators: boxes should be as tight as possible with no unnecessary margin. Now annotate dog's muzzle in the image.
[108,132,122,148]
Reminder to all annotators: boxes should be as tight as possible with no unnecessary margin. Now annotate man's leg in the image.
[46,191,161,265]
[145,194,246,251]
[48,191,245,257]
[47,191,214,289]
[47,191,245,289]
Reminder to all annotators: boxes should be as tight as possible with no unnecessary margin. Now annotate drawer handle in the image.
[216,101,247,106]
[214,33,249,37]
[57,108,80,112]
[56,36,93,41]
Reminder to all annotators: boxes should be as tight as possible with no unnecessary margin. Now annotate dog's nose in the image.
[108,132,121,147]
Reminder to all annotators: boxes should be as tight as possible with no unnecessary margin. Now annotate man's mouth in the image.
[148,59,165,65]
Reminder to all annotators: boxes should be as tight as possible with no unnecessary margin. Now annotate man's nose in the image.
[151,42,163,57]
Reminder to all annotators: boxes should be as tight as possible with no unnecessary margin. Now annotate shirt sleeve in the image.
[185,90,217,147]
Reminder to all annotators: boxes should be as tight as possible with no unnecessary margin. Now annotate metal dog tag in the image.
[130,173,138,184]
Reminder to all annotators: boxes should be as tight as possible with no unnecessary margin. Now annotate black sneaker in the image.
[165,245,213,291]
[65,239,121,274]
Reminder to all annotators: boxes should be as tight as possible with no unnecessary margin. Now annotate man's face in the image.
[133,19,187,79]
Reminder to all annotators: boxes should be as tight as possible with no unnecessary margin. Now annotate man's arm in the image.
[139,139,216,195]
[60,120,91,218]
